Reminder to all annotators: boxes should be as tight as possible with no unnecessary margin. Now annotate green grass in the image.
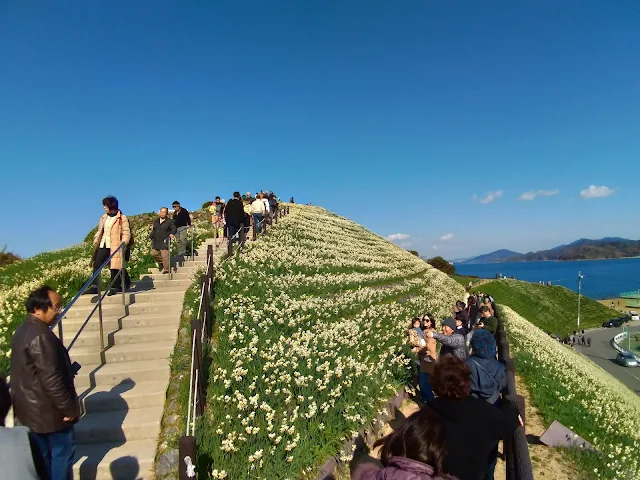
[481,279,615,335]
[449,274,479,288]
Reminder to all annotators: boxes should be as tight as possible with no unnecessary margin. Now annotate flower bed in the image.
[501,305,640,480]
[198,205,465,479]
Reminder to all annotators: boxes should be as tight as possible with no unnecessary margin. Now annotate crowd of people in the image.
[208,191,281,240]
[354,293,521,480]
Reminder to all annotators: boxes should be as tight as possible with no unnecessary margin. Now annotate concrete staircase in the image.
[60,239,218,479]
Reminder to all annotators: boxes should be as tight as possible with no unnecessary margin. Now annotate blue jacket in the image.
[467,356,506,404]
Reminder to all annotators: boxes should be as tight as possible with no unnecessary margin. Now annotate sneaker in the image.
[162,269,169,274]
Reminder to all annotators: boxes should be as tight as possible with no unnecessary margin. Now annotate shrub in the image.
[426,256,455,275]
[202,201,214,210]
[0,245,21,268]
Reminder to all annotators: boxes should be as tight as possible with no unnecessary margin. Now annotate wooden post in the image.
[179,436,197,480]
[253,222,257,241]
[239,222,246,247]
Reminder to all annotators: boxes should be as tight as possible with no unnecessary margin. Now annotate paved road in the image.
[574,324,640,395]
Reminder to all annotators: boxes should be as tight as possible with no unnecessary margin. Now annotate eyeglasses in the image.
[52,305,63,313]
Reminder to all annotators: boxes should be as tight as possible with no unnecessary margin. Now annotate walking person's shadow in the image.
[79,380,137,480]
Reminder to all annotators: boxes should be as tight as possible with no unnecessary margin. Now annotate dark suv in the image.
[602,317,625,328]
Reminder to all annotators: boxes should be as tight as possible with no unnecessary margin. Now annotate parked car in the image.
[603,318,625,328]
[615,352,639,368]
[630,314,640,321]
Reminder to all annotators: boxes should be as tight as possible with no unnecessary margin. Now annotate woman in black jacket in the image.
[426,355,521,480]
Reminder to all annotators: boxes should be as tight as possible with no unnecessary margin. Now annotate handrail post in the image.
[240,222,246,247]
[227,230,233,257]
[253,221,257,241]
[191,226,194,262]
[97,270,105,351]
[169,236,173,280]
[57,319,64,346]
[121,242,127,306]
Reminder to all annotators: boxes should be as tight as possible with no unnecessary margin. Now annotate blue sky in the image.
[1,1,638,259]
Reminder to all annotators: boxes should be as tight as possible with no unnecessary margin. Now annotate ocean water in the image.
[455,257,640,299]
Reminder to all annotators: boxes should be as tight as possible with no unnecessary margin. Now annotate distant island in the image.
[457,238,640,264]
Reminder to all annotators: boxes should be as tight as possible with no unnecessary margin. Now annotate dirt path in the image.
[344,375,579,479]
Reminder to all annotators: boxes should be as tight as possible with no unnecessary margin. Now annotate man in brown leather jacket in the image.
[10,285,80,480]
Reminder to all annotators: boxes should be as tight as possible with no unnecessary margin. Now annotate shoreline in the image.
[459,256,640,265]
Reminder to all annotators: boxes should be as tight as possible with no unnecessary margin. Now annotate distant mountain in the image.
[457,249,522,264]
[510,238,640,262]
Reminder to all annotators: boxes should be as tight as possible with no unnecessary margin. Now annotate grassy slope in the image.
[198,205,465,478]
[481,279,615,335]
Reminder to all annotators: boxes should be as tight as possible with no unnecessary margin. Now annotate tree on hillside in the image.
[0,245,21,268]
[426,256,455,275]
[201,200,214,210]
[408,250,419,257]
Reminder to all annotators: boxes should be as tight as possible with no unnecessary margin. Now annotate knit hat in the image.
[441,317,456,331]
[470,328,497,359]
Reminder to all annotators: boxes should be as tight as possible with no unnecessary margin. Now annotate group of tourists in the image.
[208,191,281,241]
[355,295,520,480]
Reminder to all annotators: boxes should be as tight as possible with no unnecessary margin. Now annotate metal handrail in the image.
[51,241,128,350]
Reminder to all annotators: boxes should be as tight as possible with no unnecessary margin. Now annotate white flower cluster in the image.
[501,305,640,479]
[203,204,465,478]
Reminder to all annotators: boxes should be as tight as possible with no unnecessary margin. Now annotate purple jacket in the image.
[352,457,458,480]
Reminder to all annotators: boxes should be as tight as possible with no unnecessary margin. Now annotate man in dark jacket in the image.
[10,285,80,480]
[224,192,245,242]
[150,207,176,274]
[478,306,498,338]
[171,201,191,256]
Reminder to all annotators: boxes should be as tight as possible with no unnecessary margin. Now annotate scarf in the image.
[414,327,425,340]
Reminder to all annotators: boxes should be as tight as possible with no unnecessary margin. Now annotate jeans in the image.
[418,372,435,402]
[252,213,263,233]
[485,443,498,480]
[31,426,76,480]
[175,226,188,255]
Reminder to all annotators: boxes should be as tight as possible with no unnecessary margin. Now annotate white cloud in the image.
[440,233,454,241]
[580,185,614,199]
[386,233,410,242]
[518,189,559,201]
[476,190,503,204]
[432,245,439,250]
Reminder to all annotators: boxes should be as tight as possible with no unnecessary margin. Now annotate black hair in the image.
[102,196,119,211]
[0,376,10,425]
[479,306,490,314]
[233,192,241,199]
[215,196,221,201]
[25,285,55,314]
[172,200,180,206]
[456,300,466,309]
[374,406,450,476]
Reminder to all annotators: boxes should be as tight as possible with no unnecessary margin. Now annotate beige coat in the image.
[93,212,131,270]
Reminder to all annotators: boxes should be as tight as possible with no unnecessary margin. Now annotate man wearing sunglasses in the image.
[10,285,79,480]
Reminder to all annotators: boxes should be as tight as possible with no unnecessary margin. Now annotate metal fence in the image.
[494,305,534,480]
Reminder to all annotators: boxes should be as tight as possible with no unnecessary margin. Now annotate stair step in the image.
[79,380,169,413]
[74,360,170,389]
[75,406,163,443]
[146,271,196,281]
[148,265,203,274]
[69,325,179,348]
[63,299,183,319]
[74,438,156,479]
[72,286,187,307]
[71,340,176,365]
[61,312,181,337]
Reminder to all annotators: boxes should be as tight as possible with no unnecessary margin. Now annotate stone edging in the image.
[317,386,410,480]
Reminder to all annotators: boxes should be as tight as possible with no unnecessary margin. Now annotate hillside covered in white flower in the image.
[200,205,465,479]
